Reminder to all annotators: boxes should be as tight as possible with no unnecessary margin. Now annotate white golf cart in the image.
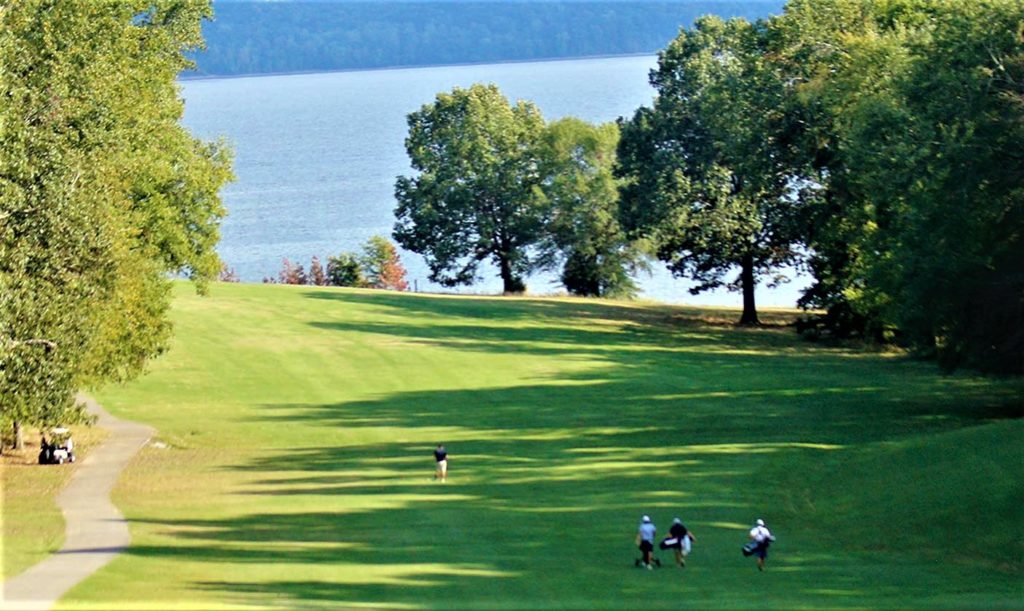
[38,427,75,465]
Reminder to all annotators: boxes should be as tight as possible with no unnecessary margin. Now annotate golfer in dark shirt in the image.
[433,444,448,481]
[669,518,695,567]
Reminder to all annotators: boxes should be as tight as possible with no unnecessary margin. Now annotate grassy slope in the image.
[51,282,1022,609]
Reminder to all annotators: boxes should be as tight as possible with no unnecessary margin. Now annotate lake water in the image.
[180,55,808,307]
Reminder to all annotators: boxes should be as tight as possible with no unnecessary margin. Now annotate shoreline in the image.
[177,52,656,82]
[206,278,805,310]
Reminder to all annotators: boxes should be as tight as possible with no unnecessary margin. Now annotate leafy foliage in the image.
[536,118,643,298]
[0,0,232,443]
[277,258,307,285]
[308,255,327,287]
[394,84,546,293]
[778,0,1024,372]
[360,236,408,292]
[617,16,803,324]
[326,252,365,288]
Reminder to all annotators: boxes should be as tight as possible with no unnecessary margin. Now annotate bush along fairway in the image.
[58,282,1023,609]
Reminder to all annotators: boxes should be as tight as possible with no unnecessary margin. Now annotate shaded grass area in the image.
[1,425,107,579]
[773,419,1024,572]
[61,282,1023,609]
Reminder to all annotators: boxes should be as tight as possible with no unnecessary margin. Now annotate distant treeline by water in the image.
[191,1,784,77]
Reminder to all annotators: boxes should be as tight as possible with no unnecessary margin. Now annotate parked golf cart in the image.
[38,427,75,465]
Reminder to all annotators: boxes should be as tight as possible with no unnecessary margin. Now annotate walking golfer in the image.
[669,518,695,567]
[636,515,657,569]
[749,518,774,571]
[433,444,448,481]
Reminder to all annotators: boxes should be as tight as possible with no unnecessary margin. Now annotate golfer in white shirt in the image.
[748,518,774,571]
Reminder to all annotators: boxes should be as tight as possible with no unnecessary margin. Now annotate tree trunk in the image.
[739,253,760,326]
[499,255,523,294]
[14,421,24,451]
[499,256,513,292]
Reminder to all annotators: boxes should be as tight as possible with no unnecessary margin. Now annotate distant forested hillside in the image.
[191,2,784,76]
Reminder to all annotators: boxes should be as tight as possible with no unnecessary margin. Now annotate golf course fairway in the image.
[52,282,1023,608]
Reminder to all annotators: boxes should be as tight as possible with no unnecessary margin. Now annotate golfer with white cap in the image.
[748,518,775,571]
[636,515,657,569]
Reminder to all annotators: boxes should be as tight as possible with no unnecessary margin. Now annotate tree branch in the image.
[4,338,58,351]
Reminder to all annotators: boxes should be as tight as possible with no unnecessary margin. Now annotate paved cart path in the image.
[2,395,154,610]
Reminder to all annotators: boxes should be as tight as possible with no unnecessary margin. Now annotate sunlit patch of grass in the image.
[649,386,885,401]
[700,521,751,531]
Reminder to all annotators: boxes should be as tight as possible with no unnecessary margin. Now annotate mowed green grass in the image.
[58,281,1022,609]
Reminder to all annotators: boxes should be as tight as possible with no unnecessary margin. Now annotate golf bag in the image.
[634,540,661,567]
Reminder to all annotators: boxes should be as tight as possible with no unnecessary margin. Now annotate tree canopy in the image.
[0,0,232,446]
[536,118,642,298]
[775,0,1024,371]
[394,84,546,293]
[607,0,1021,371]
[617,15,803,324]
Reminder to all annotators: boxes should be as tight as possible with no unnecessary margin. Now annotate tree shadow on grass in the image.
[299,289,1023,430]
[303,289,798,331]
[255,361,1018,446]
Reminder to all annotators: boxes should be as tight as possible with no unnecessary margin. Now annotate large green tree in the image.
[748,0,888,340]
[0,0,232,448]
[617,16,802,324]
[394,84,546,293]
[779,0,1024,372]
[535,118,643,298]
